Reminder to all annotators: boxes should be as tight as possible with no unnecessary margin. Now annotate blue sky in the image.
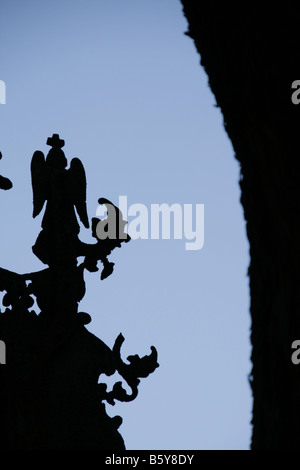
[0,0,252,449]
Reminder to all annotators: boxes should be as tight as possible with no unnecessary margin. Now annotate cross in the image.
[46,133,65,149]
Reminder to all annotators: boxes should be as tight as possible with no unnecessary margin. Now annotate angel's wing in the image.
[31,151,47,218]
[68,158,89,229]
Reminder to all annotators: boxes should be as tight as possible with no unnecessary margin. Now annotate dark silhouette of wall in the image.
[181,2,300,449]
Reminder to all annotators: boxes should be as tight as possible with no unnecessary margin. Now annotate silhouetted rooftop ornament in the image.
[0,135,158,450]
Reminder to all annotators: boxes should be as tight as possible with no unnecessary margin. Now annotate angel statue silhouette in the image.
[31,134,89,267]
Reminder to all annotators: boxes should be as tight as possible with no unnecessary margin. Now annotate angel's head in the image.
[46,148,67,169]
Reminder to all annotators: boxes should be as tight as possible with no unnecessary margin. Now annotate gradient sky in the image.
[0,0,252,450]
